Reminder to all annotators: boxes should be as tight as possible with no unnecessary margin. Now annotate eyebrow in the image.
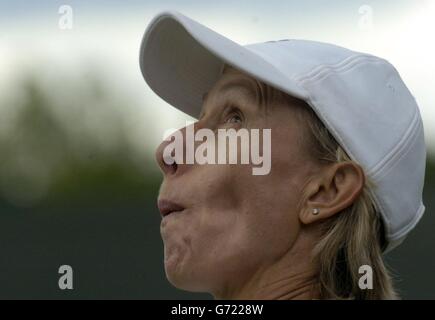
[219,77,259,101]
[199,77,262,118]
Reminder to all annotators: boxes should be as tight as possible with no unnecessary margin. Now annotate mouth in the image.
[157,199,186,218]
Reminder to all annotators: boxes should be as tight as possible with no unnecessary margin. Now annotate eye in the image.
[227,114,242,124]
[224,107,243,125]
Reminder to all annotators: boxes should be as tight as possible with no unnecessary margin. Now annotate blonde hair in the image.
[223,65,398,299]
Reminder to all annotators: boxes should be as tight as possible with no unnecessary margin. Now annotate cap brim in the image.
[139,11,306,119]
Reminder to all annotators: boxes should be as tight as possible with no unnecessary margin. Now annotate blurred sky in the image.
[1,0,434,153]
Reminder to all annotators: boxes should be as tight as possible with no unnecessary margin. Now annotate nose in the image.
[155,121,196,176]
[155,135,179,176]
[155,121,208,177]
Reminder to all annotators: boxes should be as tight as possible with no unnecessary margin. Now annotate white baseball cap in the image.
[139,11,426,252]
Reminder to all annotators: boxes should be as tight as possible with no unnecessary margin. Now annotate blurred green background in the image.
[1,0,434,299]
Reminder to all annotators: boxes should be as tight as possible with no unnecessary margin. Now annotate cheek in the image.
[235,175,302,259]
[192,163,302,275]
[188,164,246,249]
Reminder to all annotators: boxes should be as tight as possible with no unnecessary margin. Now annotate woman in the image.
[140,11,426,299]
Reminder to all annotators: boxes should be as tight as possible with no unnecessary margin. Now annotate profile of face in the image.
[155,67,364,299]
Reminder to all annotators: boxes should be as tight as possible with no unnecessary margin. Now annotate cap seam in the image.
[370,108,420,178]
[292,53,370,82]
[298,57,386,86]
[388,203,425,241]
[293,54,380,84]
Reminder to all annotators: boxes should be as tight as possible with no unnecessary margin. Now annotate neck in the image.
[234,271,319,300]
[214,227,322,300]
[214,249,320,300]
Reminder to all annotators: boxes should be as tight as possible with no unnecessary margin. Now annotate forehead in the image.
[200,67,261,116]
[206,67,258,99]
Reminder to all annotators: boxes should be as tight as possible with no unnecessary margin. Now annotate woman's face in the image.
[155,67,319,296]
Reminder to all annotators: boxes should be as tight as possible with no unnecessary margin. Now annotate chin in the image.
[164,260,212,293]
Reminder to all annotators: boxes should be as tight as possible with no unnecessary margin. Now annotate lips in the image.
[157,199,185,217]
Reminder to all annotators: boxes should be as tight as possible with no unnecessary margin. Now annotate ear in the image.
[299,161,365,225]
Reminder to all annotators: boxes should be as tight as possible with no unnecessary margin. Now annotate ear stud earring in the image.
[312,208,320,215]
